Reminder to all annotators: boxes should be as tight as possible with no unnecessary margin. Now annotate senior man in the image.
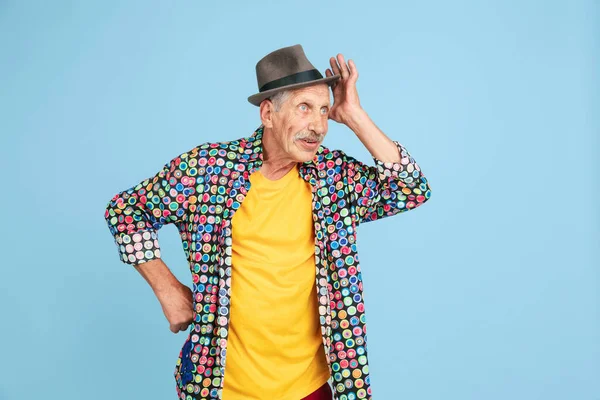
[104,44,432,400]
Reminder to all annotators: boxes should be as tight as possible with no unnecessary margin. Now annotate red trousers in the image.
[301,381,333,400]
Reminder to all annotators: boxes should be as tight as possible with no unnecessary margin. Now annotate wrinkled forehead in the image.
[289,84,331,106]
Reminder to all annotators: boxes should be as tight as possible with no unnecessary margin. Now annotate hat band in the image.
[259,69,323,92]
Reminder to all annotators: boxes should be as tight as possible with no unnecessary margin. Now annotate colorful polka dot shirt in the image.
[104,125,432,399]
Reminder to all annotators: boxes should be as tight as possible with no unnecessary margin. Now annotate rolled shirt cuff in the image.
[372,140,422,185]
[114,230,161,265]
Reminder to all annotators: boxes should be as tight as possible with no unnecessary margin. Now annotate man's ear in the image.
[259,99,274,128]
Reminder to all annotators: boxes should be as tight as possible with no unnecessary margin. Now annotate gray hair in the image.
[268,90,292,112]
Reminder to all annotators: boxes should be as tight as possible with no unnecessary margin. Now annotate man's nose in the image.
[309,113,327,135]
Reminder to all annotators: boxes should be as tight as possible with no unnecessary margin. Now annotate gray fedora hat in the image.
[247,44,340,107]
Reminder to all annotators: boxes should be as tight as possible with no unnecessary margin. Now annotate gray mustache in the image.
[295,133,323,142]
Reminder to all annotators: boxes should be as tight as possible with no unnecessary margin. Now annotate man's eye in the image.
[321,108,328,114]
[299,104,308,111]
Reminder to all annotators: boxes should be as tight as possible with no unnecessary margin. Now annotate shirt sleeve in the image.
[104,146,200,265]
[343,140,432,225]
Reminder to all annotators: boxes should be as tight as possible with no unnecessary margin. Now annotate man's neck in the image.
[259,126,298,180]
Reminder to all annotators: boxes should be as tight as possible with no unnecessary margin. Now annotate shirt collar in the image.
[237,124,324,173]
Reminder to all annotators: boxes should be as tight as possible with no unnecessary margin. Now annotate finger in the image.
[329,57,341,76]
[336,53,350,79]
[325,68,335,89]
[328,76,339,93]
[325,68,339,88]
[348,59,359,84]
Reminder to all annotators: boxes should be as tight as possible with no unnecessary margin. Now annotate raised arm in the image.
[325,53,431,225]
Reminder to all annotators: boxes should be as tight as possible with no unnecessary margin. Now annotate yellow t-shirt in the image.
[221,163,331,400]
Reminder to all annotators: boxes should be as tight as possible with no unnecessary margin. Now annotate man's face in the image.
[268,84,331,163]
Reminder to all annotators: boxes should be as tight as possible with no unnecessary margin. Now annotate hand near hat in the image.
[325,52,401,164]
[325,53,363,126]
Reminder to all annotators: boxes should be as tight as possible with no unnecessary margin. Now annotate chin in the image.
[295,148,318,161]
[294,140,320,161]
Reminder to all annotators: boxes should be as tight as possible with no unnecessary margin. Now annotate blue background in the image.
[0,1,598,399]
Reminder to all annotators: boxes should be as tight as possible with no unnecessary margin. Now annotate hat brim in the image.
[247,74,341,107]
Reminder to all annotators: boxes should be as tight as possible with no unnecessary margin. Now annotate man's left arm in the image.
[343,109,431,225]
[325,53,432,225]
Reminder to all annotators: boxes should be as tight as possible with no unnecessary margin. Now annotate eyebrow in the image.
[297,99,330,108]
